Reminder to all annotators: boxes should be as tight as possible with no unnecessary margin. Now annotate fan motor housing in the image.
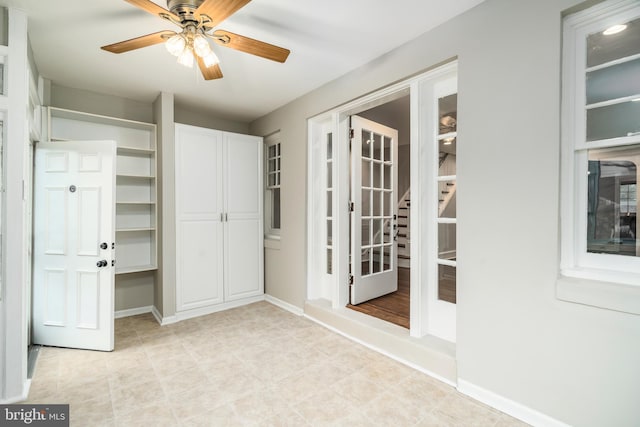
[167,0,205,18]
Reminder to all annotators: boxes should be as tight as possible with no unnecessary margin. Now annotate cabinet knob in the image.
[100,242,108,250]
[96,260,108,268]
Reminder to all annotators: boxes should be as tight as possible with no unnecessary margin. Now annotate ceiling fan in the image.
[101,0,291,80]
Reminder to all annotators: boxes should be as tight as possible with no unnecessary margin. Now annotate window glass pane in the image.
[326,190,332,217]
[327,162,332,188]
[383,191,392,217]
[383,164,392,190]
[361,219,371,246]
[272,188,281,229]
[372,190,382,217]
[373,219,382,245]
[373,133,382,161]
[586,16,640,68]
[384,136,392,161]
[439,180,456,218]
[438,223,456,259]
[361,189,370,217]
[438,94,457,135]
[362,131,372,159]
[327,248,332,274]
[373,162,382,188]
[362,159,371,187]
[327,133,332,160]
[586,101,640,141]
[587,146,638,257]
[383,245,392,272]
[373,246,383,273]
[439,137,456,177]
[438,264,456,304]
[268,144,276,158]
[327,220,332,246]
[586,58,640,105]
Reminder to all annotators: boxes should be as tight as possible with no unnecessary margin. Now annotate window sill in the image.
[557,271,640,315]
[264,236,281,250]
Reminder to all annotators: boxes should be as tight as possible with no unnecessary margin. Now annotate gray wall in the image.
[249,0,640,425]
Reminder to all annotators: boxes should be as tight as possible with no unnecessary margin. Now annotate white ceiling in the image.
[2,0,484,123]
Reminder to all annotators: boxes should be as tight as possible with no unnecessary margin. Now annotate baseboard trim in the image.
[151,306,176,326]
[0,380,30,404]
[265,294,304,316]
[115,305,153,319]
[457,379,570,427]
[169,295,266,324]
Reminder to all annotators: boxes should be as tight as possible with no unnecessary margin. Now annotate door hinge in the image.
[349,274,354,285]
[349,201,354,212]
[349,128,354,139]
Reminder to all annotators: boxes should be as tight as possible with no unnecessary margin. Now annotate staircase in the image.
[395,190,411,268]
[386,154,457,269]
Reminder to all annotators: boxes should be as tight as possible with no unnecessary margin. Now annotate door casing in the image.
[307,61,458,341]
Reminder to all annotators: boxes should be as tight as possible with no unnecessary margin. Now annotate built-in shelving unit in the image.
[47,107,158,275]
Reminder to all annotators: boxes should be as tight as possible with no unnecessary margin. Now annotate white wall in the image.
[249,0,640,425]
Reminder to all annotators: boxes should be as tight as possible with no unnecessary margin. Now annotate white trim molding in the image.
[115,305,153,319]
[458,380,571,427]
[265,294,304,316]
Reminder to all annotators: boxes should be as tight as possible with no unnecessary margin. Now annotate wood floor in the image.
[347,266,457,329]
[348,267,410,329]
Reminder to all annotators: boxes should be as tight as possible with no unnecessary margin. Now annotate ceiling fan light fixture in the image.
[193,33,212,57]
[202,50,220,67]
[166,33,187,56]
[177,48,194,68]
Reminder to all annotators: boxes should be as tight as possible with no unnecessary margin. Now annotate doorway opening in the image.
[307,60,458,343]
[346,95,411,329]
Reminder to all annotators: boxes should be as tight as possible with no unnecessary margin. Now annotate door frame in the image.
[307,60,458,340]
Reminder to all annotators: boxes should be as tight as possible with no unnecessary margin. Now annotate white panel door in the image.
[224,133,264,301]
[175,124,224,311]
[33,140,116,351]
[350,116,399,304]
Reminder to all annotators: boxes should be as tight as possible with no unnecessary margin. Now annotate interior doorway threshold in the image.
[304,299,457,385]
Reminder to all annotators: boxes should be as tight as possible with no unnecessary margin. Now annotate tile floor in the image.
[25,302,529,426]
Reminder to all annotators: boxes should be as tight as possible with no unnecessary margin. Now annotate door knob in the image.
[96,260,108,268]
[100,242,108,250]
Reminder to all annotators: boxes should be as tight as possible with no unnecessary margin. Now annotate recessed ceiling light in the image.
[603,24,627,35]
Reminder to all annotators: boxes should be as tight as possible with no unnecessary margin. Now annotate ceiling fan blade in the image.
[124,0,180,21]
[197,56,224,80]
[196,0,252,27]
[213,30,290,63]
[101,30,175,54]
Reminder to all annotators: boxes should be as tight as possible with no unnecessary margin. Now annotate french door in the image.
[33,140,116,351]
[350,116,399,304]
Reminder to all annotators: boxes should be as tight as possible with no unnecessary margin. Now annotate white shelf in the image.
[117,146,155,155]
[116,265,157,275]
[116,227,156,232]
[117,174,155,180]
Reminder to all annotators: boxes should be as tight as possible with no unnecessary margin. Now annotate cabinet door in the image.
[175,124,224,311]
[224,133,264,301]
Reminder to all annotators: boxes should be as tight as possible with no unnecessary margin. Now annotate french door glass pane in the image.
[439,179,456,218]
[587,145,638,257]
[438,264,456,304]
[438,223,456,259]
[362,160,371,187]
[438,94,457,135]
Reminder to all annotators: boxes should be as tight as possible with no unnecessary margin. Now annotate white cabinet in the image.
[47,107,157,274]
[175,124,263,315]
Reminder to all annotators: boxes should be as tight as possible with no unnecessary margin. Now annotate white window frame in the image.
[559,0,640,314]
[264,133,281,239]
